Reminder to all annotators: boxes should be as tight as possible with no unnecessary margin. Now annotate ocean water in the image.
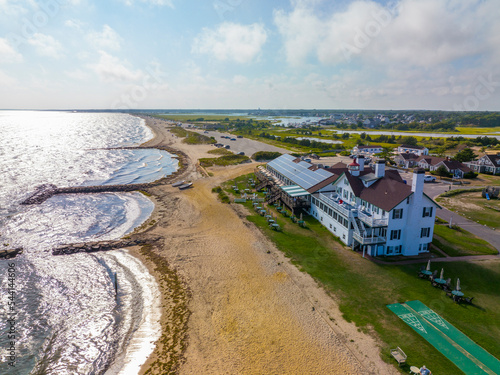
[0,111,177,374]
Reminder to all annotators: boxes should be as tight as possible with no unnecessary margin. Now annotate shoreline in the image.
[126,115,397,374]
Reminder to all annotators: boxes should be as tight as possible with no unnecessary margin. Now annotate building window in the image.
[422,207,433,217]
[421,227,430,238]
[342,234,345,240]
[328,208,333,217]
[392,209,403,219]
[387,246,393,254]
[334,227,336,232]
[330,224,332,229]
[390,229,401,240]
[419,243,429,252]
[379,228,387,237]
[395,245,402,254]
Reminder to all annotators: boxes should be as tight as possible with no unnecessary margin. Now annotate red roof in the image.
[349,161,360,167]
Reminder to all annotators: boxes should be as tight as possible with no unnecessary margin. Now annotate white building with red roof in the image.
[263,154,440,257]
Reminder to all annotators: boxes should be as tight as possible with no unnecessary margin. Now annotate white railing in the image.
[353,232,386,244]
[357,210,388,227]
[318,193,353,218]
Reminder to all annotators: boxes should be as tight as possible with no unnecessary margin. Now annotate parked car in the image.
[230,138,236,141]
[424,175,436,183]
[237,152,245,156]
[224,145,230,149]
[237,135,243,138]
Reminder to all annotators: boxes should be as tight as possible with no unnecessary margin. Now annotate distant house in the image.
[463,153,500,175]
[416,156,445,171]
[434,160,473,178]
[394,153,419,169]
[353,145,383,155]
[397,144,429,156]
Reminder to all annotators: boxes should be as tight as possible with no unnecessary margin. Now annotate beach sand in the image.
[129,117,397,374]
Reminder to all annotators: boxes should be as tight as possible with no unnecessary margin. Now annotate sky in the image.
[0,0,499,110]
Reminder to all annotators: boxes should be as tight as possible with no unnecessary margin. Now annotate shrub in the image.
[463,171,478,179]
[251,151,282,161]
[212,186,230,203]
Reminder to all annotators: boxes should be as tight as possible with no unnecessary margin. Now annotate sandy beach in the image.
[129,117,397,374]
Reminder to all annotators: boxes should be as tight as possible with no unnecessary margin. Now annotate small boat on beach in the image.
[172,180,185,187]
[178,182,193,190]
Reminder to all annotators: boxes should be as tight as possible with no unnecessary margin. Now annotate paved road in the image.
[397,171,500,252]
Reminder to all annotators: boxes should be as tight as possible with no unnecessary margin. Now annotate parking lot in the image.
[193,129,289,157]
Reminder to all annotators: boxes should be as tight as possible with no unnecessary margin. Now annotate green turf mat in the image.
[387,302,490,375]
[406,300,500,375]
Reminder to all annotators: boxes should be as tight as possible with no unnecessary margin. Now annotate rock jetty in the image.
[0,248,24,260]
[52,238,157,256]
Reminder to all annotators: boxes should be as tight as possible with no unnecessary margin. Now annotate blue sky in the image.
[0,0,499,110]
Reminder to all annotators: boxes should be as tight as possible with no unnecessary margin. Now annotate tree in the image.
[452,148,477,163]
[401,136,418,146]
[435,165,451,177]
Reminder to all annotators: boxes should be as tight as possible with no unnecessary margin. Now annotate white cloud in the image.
[192,22,267,64]
[87,25,123,51]
[0,68,17,86]
[120,0,174,8]
[65,19,85,30]
[275,0,499,68]
[64,68,89,80]
[27,33,64,59]
[0,37,23,63]
[89,51,143,82]
[0,0,29,16]
[232,75,249,85]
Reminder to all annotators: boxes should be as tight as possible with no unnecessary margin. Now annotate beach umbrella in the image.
[456,278,461,291]
[426,260,431,271]
[440,268,444,280]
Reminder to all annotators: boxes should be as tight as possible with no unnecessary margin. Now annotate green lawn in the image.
[433,224,498,256]
[230,196,500,375]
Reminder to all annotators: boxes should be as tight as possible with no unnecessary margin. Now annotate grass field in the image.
[433,224,498,256]
[437,190,500,229]
[222,174,500,375]
[456,126,500,135]
[169,127,215,145]
[199,154,250,167]
[156,114,250,122]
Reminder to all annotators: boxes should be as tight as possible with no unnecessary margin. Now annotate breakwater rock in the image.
[0,248,24,260]
[21,183,159,205]
[52,238,158,256]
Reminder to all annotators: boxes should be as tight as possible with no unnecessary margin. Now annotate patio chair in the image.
[464,297,474,305]
[430,270,437,281]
